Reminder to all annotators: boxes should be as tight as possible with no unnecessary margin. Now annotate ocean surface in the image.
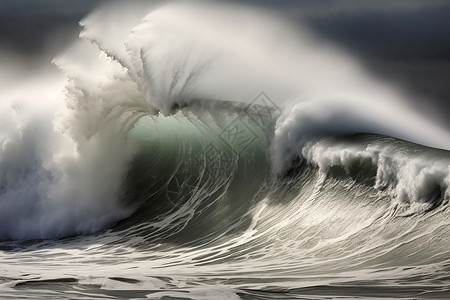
[1,1,449,299]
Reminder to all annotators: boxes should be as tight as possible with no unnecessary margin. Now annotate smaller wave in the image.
[301,135,450,214]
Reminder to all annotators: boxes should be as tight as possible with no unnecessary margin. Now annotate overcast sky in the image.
[1,0,449,127]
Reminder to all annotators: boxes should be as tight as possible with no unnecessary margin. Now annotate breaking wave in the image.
[0,1,449,298]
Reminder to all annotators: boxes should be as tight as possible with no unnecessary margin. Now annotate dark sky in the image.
[1,0,450,127]
[0,0,106,57]
[287,1,450,128]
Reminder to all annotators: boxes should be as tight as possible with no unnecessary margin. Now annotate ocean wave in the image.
[302,136,450,212]
[0,0,449,243]
[1,2,450,298]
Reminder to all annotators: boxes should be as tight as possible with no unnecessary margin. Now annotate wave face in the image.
[0,1,450,299]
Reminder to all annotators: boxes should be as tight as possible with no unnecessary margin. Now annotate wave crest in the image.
[302,137,450,212]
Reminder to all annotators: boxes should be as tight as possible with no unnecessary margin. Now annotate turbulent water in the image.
[1,1,450,299]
